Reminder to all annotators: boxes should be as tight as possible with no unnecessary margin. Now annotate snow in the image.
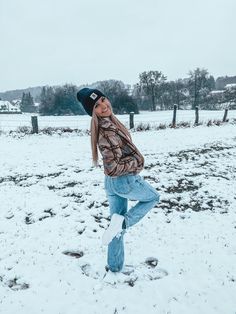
[0,110,235,132]
[225,84,236,90]
[0,116,236,314]
[210,90,224,94]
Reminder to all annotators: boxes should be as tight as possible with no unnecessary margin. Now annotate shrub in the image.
[134,122,151,131]
[156,123,167,130]
[176,121,191,128]
[15,126,32,134]
[212,119,222,126]
[207,119,213,127]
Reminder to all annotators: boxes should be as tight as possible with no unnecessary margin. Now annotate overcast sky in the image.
[0,0,235,92]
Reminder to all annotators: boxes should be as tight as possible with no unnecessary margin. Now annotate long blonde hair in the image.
[90,103,132,167]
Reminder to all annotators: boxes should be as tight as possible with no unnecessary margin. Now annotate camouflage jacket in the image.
[98,117,144,177]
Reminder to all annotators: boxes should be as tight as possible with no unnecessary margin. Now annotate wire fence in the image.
[0,108,235,133]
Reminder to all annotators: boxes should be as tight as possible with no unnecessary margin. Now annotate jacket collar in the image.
[98,117,114,129]
[98,117,131,142]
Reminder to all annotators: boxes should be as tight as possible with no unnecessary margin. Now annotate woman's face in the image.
[94,96,112,117]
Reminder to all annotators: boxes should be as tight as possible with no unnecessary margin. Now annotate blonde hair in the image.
[90,103,132,167]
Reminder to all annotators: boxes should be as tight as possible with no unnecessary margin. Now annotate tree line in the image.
[20,68,236,115]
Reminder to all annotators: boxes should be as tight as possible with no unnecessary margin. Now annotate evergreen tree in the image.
[39,86,55,115]
[20,92,36,112]
[39,84,85,116]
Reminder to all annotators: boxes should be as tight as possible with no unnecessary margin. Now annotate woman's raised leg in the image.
[110,174,160,229]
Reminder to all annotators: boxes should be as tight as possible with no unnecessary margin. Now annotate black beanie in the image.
[76,88,106,116]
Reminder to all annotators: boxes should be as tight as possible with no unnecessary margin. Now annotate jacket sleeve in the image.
[98,133,141,177]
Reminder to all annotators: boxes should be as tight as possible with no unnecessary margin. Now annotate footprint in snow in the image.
[79,258,168,286]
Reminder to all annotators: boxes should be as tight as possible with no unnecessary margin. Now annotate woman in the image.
[77,87,160,273]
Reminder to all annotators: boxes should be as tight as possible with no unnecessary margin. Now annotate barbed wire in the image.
[0,110,235,132]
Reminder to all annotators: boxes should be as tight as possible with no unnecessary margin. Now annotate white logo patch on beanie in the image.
[90,93,97,100]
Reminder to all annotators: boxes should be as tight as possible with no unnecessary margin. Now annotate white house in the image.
[0,100,22,113]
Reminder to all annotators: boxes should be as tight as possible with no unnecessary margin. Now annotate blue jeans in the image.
[104,173,160,272]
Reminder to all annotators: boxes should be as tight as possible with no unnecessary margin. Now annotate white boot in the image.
[102,213,125,246]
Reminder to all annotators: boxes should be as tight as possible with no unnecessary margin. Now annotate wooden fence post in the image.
[195,106,199,125]
[129,112,134,129]
[172,104,177,127]
[31,116,38,134]
[223,108,228,122]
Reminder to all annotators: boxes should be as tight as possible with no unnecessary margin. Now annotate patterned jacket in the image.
[97,117,144,177]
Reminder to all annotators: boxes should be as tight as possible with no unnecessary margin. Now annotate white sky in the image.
[0,0,236,92]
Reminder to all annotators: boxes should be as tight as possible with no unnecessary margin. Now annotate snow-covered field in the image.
[0,120,236,314]
[0,110,235,132]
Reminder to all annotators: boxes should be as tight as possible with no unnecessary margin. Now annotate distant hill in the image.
[0,86,44,102]
[0,84,85,102]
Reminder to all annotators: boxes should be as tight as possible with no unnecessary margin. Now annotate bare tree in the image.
[188,68,215,109]
[137,71,167,111]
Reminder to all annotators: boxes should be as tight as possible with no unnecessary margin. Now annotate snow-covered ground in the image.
[0,110,235,132]
[0,121,236,314]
